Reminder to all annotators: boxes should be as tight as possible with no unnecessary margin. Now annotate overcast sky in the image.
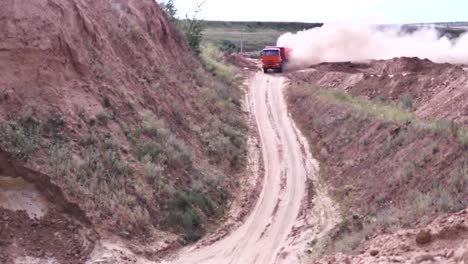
[172,0,468,24]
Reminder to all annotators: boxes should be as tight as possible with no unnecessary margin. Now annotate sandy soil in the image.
[0,176,48,218]
[158,72,337,264]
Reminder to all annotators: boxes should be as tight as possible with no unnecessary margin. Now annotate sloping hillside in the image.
[293,58,468,125]
[0,0,247,262]
[286,58,468,262]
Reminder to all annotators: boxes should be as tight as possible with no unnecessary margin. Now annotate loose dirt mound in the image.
[314,210,468,264]
[0,208,97,264]
[293,57,468,125]
[224,53,258,71]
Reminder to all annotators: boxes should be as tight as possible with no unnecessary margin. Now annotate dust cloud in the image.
[277,21,468,66]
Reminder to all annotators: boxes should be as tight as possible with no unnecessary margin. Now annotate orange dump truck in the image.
[261,46,291,73]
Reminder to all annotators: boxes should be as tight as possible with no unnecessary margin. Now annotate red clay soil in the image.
[224,53,258,71]
[314,209,468,263]
[0,0,247,261]
[291,57,468,125]
[0,208,97,264]
[287,85,467,219]
[286,57,468,261]
[0,0,198,130]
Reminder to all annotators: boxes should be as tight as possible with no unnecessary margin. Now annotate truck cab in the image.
[261,47,290,73]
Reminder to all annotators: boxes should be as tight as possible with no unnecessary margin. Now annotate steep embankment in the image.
[286,58,468,262]
[0,0,247,262]
[293,57,468,125]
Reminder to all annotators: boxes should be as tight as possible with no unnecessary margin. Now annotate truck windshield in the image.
[263,50,279,56]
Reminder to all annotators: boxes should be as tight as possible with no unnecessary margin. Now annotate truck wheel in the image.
[278,65,283,73]
[263,68,268,74]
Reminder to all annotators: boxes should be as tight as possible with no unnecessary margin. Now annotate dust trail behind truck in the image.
[261,46,291,73]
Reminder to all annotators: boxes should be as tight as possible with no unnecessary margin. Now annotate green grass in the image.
[317,89,416,124]
[203,29,283,53]
[312,88,468,146]
[204,21,322,32]
[201,44,238,84]
[198,44,248,170]
[168,190,215,242]
[203,21,322,52]
[0,113,42,160]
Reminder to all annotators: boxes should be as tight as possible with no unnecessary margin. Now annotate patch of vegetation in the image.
[202,21,322,52]
[103,96,112,108]
[44,113,66,134]
[140,110,168,137]
[157,2,248,174]
[136,131,193,171]
[317,89,416,124]
[119,97,244,239]
[0,113,42,160]
[201,44,239,84]
[159,0,177,22]
[418,119,468,147]
[196,45,248,170]
[205,21,323,32]
[143,159,163,187]
[294,85,468,146]
[219,40,240,53]
[181,6,205,55]
[0,90,9,103]
[96,110,114,126]
[119,121,141,145]
[48,134,136,226]
[401,94,415,111]
[159,0,205,55]
[168,190,215,242]
[164,135,193,169]
[333,224,374,254]
[128,20,145,41]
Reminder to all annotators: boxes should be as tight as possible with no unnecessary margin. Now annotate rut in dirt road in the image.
[163,72,338,264]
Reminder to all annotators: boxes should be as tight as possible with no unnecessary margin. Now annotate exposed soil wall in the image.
[287,86,467,217]
[0,0,248,261]
[286,58,468,260]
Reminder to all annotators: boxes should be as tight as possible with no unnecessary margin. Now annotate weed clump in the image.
[0,113,42,160]
[401,94,414,110]
[168,190,215,242]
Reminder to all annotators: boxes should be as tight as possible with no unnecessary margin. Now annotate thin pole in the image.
[240,29,244,54]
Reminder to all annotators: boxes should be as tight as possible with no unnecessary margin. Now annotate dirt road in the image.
[162,72,337,264]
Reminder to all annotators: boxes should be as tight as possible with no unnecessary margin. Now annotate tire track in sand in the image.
[163,72,338,264]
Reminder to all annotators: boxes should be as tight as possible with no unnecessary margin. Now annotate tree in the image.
[181,1,206,55]
[159,0,206,55]
[159,0,177,21]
